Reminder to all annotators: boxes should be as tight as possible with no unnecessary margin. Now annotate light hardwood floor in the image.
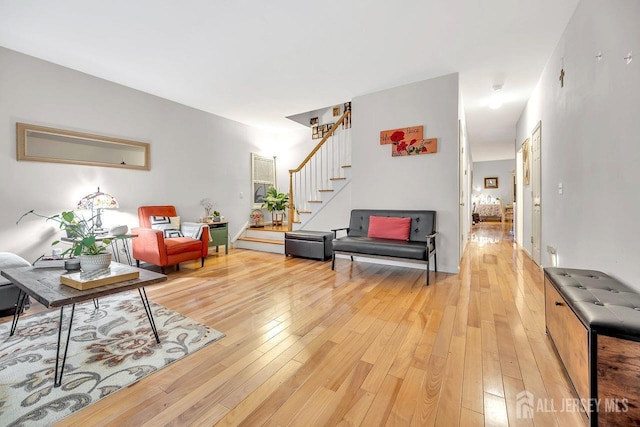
[7,222,587,426]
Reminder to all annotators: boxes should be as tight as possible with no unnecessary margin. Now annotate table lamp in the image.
[77,187,119,233]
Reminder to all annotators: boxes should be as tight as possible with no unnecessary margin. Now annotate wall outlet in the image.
[546,245,557,254]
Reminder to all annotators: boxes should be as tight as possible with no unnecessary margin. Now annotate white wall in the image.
[472,159,515,203]
[516,0,640,287]
[0,47,280,263]
[350,74,460,273]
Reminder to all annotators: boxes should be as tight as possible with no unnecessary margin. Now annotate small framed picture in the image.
[332,106,341,117]
[484,177,499,189]
[310,117,319,126]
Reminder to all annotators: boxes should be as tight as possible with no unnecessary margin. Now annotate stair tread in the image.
[318,189,334,192]
[298,211,312,214]
[330,177,346,181]
[342,165,352,168]
[238,236,285,245]
[308,200,322,203]
[249,225,288,232]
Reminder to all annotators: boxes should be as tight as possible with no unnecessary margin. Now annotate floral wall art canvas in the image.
[392,137,437,156]
[380,126,437,156]
[380,126,423,144]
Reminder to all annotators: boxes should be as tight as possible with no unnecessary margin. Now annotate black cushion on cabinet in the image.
[284,231,333,261]
[284,231,334,242]
[545,267,640,341]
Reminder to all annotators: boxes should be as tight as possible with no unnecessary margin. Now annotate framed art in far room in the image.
[484,177,499,189]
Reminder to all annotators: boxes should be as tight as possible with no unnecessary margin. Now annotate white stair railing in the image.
[288,111,351,230]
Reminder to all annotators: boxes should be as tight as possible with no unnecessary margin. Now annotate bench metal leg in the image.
[426,259,430,286]
[331,253,335,270]
[434,251,438,272]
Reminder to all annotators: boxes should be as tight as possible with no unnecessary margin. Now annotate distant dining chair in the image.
[132,205,209,274]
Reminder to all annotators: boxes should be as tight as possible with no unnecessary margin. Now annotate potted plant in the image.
[18,210,113,271]
[261,187,289,226]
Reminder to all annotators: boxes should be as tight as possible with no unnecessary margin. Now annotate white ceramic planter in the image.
[79,253,112,272]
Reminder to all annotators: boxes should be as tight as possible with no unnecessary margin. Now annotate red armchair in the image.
[132,205,209,273]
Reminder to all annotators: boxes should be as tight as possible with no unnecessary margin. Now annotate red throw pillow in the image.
[368,216,411,241]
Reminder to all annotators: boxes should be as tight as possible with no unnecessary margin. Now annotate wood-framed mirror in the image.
[16,122,150,170]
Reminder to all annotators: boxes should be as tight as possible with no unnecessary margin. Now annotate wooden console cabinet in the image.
[545,281,590,404]
[545,268,640,426]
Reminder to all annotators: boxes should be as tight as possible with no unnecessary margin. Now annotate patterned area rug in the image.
[0,291,224,427]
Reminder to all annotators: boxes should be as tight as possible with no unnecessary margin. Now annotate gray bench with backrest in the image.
[331,209,437,285]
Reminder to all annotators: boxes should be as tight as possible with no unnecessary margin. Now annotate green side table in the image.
[206,222,229,254]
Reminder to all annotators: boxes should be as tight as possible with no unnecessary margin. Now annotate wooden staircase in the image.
[288,110,352,230]
[236,110,351,255]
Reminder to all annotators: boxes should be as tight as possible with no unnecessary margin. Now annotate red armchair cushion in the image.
[367,216,411,241]
[165,237,204,255]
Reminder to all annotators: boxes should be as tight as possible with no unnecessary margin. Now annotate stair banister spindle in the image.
[320,144,324,194]
[333,132,337,179]
[339,133,342,177]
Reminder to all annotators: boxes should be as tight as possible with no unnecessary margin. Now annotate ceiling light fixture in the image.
[489,84,503,110]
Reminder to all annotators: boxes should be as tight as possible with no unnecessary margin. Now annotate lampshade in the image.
[77,187,119,210]
[77,187,119,231]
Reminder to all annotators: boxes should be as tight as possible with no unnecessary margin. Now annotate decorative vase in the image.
[79,253,112,272]
[250,209,264,228]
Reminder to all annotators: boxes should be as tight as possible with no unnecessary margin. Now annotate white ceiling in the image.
[0,0,580,162]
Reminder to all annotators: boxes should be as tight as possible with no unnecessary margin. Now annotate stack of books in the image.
[60,263,140,290]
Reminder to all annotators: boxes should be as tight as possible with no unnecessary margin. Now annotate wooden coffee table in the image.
[1,263,167,387]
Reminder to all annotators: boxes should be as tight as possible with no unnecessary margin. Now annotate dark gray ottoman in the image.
[285,231,333,261]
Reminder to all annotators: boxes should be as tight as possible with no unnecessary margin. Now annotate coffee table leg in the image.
[138,287,160,343]
[9,290,28,336]
[54,304,75,388]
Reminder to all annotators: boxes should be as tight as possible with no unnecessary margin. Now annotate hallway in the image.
[459,221,586,426]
